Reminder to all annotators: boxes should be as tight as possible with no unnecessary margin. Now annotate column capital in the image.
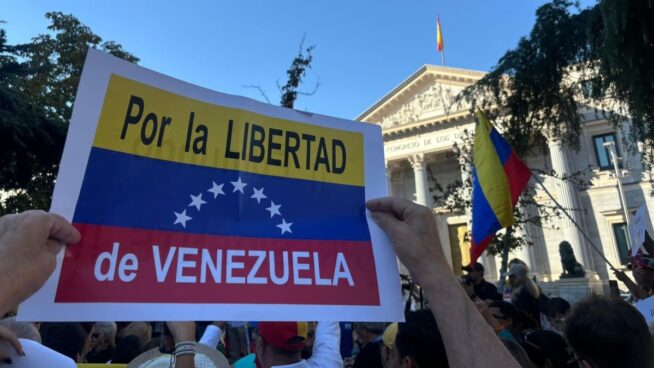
[543,127,567,145]
[408,153,426,170]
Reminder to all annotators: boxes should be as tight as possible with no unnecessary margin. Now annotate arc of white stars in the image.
[266,201,282,218]
[276,218,293,235]
[173,210,192,228]
[251,187,267,204]
[231,177,247,193]
[207,181,225,198]
[188,193,207,210]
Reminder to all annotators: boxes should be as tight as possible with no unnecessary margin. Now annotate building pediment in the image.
[357,65,485,132]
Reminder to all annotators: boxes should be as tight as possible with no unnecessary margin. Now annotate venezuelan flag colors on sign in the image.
[18,49,403,322]
[470,111,531,265]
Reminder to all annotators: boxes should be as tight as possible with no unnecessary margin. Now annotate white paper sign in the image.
[0,339,76,368]
[17,49,403,322]
[631,205,648,257]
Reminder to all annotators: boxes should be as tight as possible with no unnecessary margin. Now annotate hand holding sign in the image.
[0,211,80,315]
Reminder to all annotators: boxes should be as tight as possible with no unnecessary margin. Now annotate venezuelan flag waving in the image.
[470,110,531,265]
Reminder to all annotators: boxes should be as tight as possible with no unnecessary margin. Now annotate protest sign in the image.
[18,49,403,322]
[631,204,648,257]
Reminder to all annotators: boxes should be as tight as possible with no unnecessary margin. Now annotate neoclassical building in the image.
[357,65,652,297]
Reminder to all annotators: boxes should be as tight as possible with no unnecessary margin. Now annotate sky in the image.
[2,0,595,121]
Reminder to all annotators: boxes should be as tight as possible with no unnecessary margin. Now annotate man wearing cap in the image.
[254,321,341,368]
[463,263,501,301]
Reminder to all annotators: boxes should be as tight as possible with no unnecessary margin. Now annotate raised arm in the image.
[306,321,342,368]
[366,197,519,368]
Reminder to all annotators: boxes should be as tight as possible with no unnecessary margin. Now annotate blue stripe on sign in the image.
[73,148,371,241]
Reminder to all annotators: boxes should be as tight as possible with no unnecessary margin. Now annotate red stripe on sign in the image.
[55,224,380,305]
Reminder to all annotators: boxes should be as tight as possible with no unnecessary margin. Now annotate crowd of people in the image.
[0,199,653,367]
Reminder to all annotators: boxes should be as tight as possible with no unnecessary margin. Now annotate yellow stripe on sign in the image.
[473,110,513,227]
[92,75,364,187]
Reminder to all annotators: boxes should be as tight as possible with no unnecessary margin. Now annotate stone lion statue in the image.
[559,241,585,278]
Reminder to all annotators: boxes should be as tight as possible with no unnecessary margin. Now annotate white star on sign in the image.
[251,187,267,204]
[276,218,293,235]
[188,193,207,211]
[231,177,247,193]
[266,201,282,218]
[174,210,192,228]
[207,181,225,199]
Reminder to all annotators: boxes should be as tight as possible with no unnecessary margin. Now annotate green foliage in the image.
[462,0,654,156]
[595,0,654,151]
[279,44,315,109]
[0,13,138,214]
[14,12,139,123]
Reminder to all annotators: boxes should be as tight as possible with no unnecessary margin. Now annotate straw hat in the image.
[128,345,229,368]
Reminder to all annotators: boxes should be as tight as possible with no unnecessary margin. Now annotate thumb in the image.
[369,211,400,234]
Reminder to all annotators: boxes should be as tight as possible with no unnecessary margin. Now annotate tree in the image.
[14,12,139,123]
[0,12,138,214]
[245,35,319,109]
[0,28,64,214]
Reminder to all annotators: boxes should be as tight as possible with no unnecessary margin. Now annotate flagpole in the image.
[441,51,446,67]
[529,170,618,271]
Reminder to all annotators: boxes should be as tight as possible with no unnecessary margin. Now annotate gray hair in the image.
[93,322,118,346]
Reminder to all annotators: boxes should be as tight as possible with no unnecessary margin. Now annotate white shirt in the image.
[199,324,223,349]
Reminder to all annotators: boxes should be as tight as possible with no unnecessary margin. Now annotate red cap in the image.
[258,322,308,351]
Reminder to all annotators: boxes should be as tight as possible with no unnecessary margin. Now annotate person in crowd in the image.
[564,296,654,367]
[226,321,250,361]
[488,301,521,343]
[0,316,41,343]
[463,263,501,301]
[541,297,570,335]
[613,267,649,300]
[86,321,117,363]
[301,322,317,359]
[40,322,88,362]
[352,322,386,368]
[254,321,342,368]
[508,263,541,326]
[522,330,575,368]
[122,321,152,347]
[367,197,520,367]
[111,334,144,363]
[381,309,449,368]
[166,321,198,368]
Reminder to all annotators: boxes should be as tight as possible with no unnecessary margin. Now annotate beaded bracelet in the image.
[174,341,197,357]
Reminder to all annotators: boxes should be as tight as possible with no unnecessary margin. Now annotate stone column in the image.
[547,137,592,271]
[409,153,431,207]
[384,161,392,196]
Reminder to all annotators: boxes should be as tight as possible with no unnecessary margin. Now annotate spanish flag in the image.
[437,16,444,52]
[469,111,531,265]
